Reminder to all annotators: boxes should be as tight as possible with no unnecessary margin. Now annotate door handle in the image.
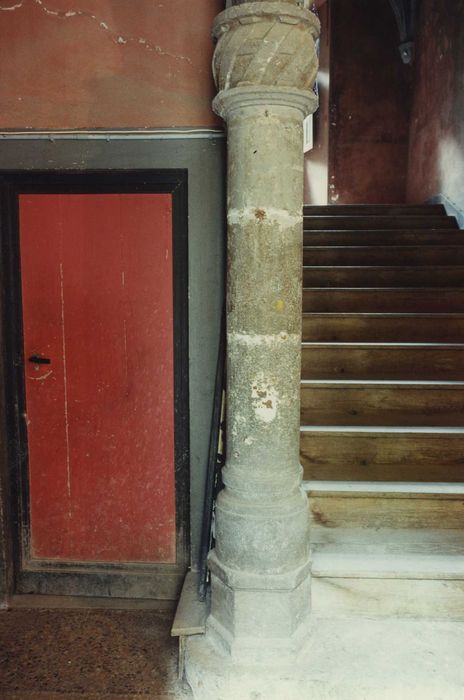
[28,355,51,365]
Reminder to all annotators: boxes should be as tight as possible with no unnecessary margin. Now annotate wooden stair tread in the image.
[303,312,464,317]
[301,343,464,380]
[303,245,464,265]
[301,379,464,385]
[303,265,464,287]
[301,425,464,433]
[300,427,464,482]
[302,288,464,313]
[307,485,464,530]
[303,215,458,230]
[302,313,464,343]
[300,380,464,427]
[303,204,447,216]
[303,230,462,245]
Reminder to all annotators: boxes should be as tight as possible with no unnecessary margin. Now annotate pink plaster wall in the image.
[0,0,222,129]
[407,0,464,217]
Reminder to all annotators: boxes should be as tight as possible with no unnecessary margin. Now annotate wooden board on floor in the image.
[171,570,207,637]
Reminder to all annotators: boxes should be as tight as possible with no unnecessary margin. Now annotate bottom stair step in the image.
[312,576,464,619]
[310,525,464,619]
[311,543,464,578]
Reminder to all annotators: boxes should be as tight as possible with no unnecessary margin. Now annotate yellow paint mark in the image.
[275,299,285,312]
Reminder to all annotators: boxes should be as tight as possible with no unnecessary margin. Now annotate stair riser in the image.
[300,433,464,482]
[308,494,464,530]
[302,346,464,380]
[303,267,464,287]
[303,247,464,265]
[302,316,464,343]
[303,205,447,217]
[303,231,462,246]
[304,216,457,230]
[312,578,464,619]
[300,386,464,427]
[303,290,464,313]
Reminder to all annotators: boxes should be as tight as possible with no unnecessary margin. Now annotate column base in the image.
[206,550,312,664]
[185,629,314,700]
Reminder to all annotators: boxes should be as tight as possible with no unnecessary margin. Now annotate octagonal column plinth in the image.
[186,3,320,697]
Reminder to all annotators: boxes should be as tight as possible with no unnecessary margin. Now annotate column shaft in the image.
[188,0,320,675]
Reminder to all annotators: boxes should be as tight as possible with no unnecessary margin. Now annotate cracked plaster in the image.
[0,0,192,63]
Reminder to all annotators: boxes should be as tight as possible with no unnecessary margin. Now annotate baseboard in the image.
[428,193,464,229]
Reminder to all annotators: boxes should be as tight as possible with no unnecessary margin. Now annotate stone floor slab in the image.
[186,616,464,700]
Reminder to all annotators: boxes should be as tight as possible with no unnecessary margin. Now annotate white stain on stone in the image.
[228,207,301,228]
[251,375,278,424]
[229,331,299,347]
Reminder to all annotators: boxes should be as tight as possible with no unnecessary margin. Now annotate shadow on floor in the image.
[0,607,192,699]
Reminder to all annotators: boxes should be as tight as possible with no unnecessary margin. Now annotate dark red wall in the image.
[327,0,411,204]
[407,0,464,215]
[0,0,222,129]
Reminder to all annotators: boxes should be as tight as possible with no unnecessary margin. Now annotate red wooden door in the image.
[19,193,176,565]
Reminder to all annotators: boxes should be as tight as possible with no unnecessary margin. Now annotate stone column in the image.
[186,2,320,697]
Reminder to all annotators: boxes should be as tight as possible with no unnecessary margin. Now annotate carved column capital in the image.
[212,1,320,117]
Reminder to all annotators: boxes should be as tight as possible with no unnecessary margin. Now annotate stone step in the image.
[303,204,447,217]
[303,266,464,287]
[310,526,464,619]
[311,531,464,578]
[303,245,464,265]
[303,229,461,246]
[302,313,464,343]
[312,577,464,619]
[301,342,464,380]
[300,426,464,481]
[302,288,464,313]
[303,215,457,230]
[300,380,464,427]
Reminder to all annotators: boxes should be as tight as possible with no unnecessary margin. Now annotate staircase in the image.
[301,204,464,618]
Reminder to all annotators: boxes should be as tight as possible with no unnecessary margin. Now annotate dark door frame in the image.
[0,169,190,600]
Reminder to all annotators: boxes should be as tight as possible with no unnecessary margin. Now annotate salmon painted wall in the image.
[407,0,464,220]
[0,0,222,129]
[327,0,411,204]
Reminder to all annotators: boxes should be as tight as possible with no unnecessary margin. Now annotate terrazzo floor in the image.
[0,606,193,699]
